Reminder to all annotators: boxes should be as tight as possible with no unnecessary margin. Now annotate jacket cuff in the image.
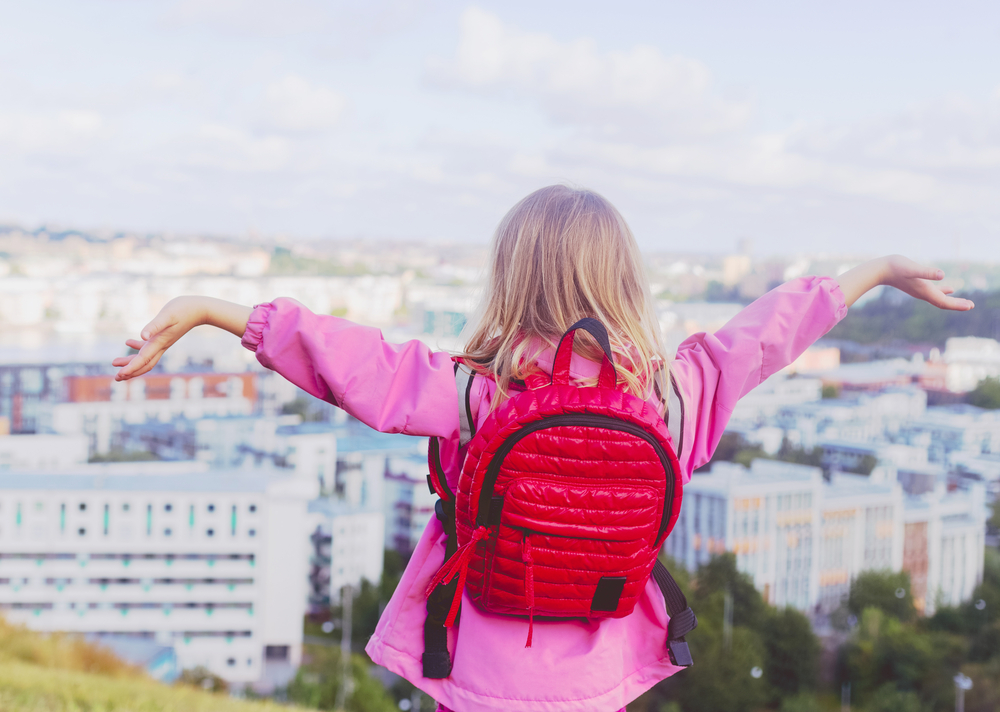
[241,303,273,353]
[825,277,849,322]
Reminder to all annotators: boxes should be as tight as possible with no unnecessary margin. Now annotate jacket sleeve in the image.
[242,298,459,438]
[669,276,847,481]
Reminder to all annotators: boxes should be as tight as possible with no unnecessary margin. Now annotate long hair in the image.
[459,185,666,408]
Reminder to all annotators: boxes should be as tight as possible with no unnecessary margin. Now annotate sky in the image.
[0,0,999,258]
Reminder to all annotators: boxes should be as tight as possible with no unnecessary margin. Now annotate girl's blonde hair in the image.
[460,185,666,407]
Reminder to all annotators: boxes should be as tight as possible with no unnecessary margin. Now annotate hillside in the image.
[828,287,1000,345]
[0,617,319,712]
[0,660,315,712]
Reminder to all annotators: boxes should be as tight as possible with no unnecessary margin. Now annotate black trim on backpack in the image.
[475,414,676,541]
[455,364,476,448]
[668,372,685,462]
[423,486,460,678]
[652,560,697,667]
[554,318,616,377]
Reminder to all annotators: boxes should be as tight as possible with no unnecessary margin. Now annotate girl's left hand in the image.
[838,255,975,310]
[879,255,974,311]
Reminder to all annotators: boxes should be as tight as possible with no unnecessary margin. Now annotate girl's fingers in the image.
[140,313,173,341]
[125,339,146,350]
[112,356,135,368]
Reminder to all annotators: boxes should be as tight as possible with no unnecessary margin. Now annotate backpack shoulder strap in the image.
[655,368,684,462]
[652,560,697,666]
[455,361,477,448]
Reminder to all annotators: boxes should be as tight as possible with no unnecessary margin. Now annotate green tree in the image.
[848,570,916,622]
[286,647,396,712]
[763,607,820,698]
[968,377,1000,409]
[779,692,822,712]
[989,499,1000,531]
[692,554,767,627]
[821,384,840,399]
[839,608,964,710]
[861,684,923,712]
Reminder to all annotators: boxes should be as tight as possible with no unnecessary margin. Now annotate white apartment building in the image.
[384,455,438,555]
[903,483,987,615]
[942,336,1000,393]
[900,404,1000,465]
[817,473,904,612]
[52,375,255,456]
[307,500,384,611]
[0,433,89,471]
[667,458,986,616]
[665,460,826,610]
[0,465,315,686]
[729,374,823,427]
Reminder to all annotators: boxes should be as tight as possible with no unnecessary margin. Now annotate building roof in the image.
[0,467,290,493]
[825,473,896,499]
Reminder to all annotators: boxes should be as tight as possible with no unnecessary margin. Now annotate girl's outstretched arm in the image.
[836,254,975,310]
[114,296,459,438]
[668,255,973,481]
[113,297,252,381]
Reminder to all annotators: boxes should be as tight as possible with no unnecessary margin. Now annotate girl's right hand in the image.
[113,296,209,381]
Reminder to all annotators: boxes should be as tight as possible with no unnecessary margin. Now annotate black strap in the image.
[423,498,459,678]
[652,560,697,667]
[557,318,615,364]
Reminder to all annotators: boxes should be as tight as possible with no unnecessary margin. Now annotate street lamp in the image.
[954,672,973,712]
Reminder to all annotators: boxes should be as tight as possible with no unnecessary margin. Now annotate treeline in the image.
[633,549,1000,712]
[828,288,1000,345]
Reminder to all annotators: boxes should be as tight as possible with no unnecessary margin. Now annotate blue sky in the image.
[1,1,998,258]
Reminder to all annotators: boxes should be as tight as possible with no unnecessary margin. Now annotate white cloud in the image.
[178,124,292,172]
[0,110,104,155]
[426,9,1000,218]
[262,75,347,133]
[163,0,329,36]
[429,7,750,140]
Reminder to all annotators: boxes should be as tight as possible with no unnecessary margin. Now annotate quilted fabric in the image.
[452,375,683,621]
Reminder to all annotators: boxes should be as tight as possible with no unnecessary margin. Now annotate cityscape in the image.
[0,225,996,710]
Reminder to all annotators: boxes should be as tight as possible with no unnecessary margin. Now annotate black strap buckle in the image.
[422,650,452,679]
[668,639,693,667]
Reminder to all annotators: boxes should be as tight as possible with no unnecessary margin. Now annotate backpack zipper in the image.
[476,414,676,541]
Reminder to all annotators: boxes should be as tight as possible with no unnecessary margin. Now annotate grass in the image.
[0,617,321,712]
[0,660,316,712]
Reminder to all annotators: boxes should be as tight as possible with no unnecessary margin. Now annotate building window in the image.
[164,504,173,513]
[249,504,257,513]
[207,504,215,513]
[206,528,215,537]
[248,529,256,537]
[265,646,289,661]
[122,503,130,512]
[79,503,87,512]
[78,527,86,537]
[164,528,173,537]
[227,658,235,666]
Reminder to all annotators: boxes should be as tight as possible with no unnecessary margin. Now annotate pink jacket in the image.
[241,276,847,712]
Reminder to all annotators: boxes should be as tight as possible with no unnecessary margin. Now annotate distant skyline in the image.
[1,1,998,258]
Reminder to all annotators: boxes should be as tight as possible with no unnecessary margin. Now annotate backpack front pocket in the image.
[479,478,662,618]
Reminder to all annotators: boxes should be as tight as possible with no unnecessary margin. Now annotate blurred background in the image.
[0,2,998,711]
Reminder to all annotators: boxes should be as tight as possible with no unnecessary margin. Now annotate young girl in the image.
[113,185,972,712]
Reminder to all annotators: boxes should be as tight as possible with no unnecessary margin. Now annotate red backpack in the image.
[423,319,697,679]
